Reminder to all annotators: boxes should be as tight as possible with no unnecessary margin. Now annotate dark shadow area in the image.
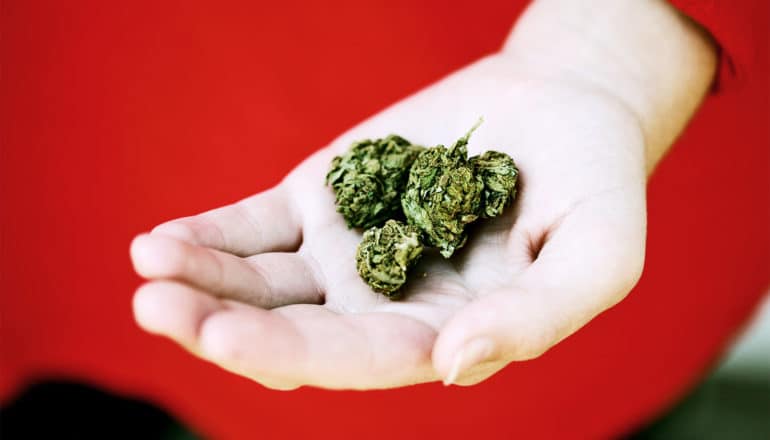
[630,375,770,440]
[2,375,768,439]
[0,381,199,439]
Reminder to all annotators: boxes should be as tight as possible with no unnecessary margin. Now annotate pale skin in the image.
[130,0,717,389]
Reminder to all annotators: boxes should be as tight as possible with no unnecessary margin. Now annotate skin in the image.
[130,0,717,389]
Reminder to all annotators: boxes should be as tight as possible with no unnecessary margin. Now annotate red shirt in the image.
[1,1,767,438]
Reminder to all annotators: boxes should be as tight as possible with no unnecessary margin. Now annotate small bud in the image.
[401,122,484,258]
[326,135,424,229]
[470,150,518,219]
[356,219,424,297]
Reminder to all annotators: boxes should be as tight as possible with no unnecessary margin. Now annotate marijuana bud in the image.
[401,122,484,258]
[470,150,519,218]
[355,219,424,297]
[328,119,520,298]
[326,135,424,229]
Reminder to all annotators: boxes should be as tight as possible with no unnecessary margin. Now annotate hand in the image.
[130,0,715,389]
[130,57,646,389]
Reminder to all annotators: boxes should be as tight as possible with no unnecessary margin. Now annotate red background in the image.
[1,1,768,438]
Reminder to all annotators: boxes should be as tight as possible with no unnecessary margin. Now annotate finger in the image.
[151,186,301,256]
[132,281,299,389]
[133,280,225,348]
[130,233,322,308]
[433,192,646,385]
[136,280,438,389]
[194,304,438,390]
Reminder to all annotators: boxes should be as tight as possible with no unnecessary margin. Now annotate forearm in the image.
[501,0,717,174]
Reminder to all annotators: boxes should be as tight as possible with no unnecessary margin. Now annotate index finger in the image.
[151,185,302,257]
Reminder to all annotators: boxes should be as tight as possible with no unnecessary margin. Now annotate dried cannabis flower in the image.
[355,219,424,297]
[326,135,424,229]
[332,120,519,298]
[470,151,519,218]
[401,122,484,258]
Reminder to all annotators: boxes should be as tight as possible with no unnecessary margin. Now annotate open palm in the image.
[130,54,647,389]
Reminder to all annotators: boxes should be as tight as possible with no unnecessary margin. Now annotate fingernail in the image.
[443,338,496,386]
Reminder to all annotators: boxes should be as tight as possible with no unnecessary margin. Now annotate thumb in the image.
[432,197,645,386]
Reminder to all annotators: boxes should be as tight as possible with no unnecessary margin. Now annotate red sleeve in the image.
[669,0,769,92]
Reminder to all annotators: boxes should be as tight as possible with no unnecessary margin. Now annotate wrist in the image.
[500,0,717,175]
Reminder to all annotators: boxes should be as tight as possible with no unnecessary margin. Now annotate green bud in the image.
[401,122,484,258]
[356,219,424,297]
[470,150,519,218]
[326,135,424,229]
